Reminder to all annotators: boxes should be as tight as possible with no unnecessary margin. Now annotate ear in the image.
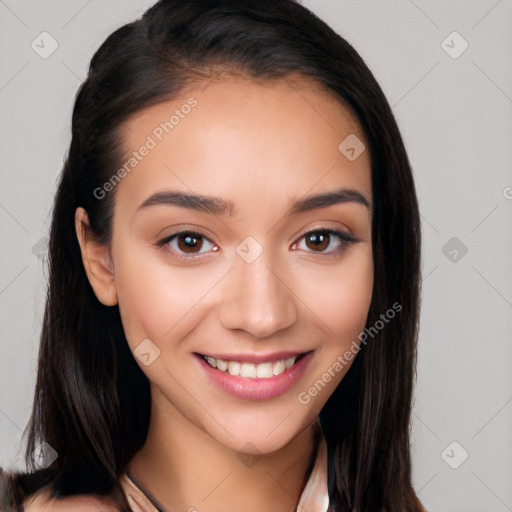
[75,207,118,306]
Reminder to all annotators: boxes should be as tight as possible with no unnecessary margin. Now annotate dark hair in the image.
[9,1,422,510]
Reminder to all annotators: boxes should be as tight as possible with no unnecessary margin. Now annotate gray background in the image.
[1,1,511,511]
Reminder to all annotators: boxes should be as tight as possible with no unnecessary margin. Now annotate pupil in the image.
[178,233,201,253]
[307,232,328,251]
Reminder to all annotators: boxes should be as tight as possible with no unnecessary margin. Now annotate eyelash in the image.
[156,228,359,262]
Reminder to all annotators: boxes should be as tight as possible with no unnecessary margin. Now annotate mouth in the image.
[196,352,309,379]
[195,350,314,401]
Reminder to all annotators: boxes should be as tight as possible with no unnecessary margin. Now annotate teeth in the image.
[227,360,240,375]
[285,357,295,369]
[272,360,286,376]
[216,359,227,371]
[240,363,257,378]
[204,355,298,378]
[256,362,273,378]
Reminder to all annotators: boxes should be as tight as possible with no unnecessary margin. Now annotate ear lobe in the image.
[75,207,118,306]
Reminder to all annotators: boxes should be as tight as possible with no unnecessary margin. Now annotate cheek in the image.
[113,247,220,350]
[298,248,374,342]
[295,249,373,411]
[114,257,166,348]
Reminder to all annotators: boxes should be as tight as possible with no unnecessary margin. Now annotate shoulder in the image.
[22,486,119,512]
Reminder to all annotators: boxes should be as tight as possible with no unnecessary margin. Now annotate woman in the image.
[1,0,424,510]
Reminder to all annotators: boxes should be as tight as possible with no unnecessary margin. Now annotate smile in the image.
[201,354,302,379]
[196,351,313,400]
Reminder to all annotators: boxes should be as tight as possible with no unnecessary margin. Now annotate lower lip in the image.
[196,352,313,401]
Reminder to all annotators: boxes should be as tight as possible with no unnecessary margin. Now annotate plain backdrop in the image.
[0,2,511,511]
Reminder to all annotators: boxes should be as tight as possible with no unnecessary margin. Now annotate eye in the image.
[291,229,358,256]
[157,228,358,262]
[157,231,218,260]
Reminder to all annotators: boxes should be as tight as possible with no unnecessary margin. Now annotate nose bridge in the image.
[219,243,298,338]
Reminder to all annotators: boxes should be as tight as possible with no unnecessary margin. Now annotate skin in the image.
[72,74,374,512]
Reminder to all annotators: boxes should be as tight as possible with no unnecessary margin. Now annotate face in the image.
[93,75,373,453]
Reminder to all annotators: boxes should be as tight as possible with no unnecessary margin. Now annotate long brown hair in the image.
[10,1,422,510]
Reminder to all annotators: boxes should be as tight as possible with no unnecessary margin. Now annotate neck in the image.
[127,386,320,512]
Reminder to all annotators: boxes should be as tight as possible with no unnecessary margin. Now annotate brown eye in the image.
[158,230,217,260]
[304,231,330,252]
[293,229,357,256]
[176,233,203,253]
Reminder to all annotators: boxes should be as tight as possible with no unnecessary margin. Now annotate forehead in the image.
[114,74,371,217]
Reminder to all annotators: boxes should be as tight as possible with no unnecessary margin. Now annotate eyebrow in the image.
[136,187,371,216]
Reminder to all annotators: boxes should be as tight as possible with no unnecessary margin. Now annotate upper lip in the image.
[196,350,311,364]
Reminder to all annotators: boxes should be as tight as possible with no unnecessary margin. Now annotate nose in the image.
[219,248,298,338]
